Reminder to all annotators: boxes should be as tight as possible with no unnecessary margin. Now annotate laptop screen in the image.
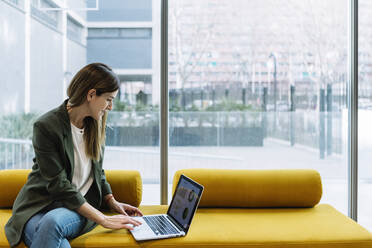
[167,175,204,233]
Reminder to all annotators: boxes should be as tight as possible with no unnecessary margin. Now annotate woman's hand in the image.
[76,202,142,231]
[99,214,142,230]
[105,194,143,217]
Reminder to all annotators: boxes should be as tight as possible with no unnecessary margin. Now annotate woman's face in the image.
[88,89,118,121]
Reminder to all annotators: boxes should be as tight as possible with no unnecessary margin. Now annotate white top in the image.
[71,123,93,196]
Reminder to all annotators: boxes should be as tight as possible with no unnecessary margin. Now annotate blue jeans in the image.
[23,207,86,248]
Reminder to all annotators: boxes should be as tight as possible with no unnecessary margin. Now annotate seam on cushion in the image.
[70,239,372,248]
[136,177,142,207]
[315,171,323,205]
[152,240,372,247]
[72,246,138,248]
[72,245,138,248]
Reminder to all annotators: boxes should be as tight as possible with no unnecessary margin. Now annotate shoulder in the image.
[33,103,67,137]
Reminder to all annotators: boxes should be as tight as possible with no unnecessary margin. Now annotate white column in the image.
[62,7,68,100]
[152,0,161,105]
[24,0,31,113]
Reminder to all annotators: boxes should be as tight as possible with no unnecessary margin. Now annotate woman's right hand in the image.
[99,214,142,230]
[77,202,142,230]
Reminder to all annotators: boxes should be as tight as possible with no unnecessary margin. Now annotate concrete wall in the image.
[0,1,25,114]
[1,0,154,113]
[67,39,87,83]
[30,17,64,113]
[87,0,152,22]
[0,0,88,114]
[67,0,87,19]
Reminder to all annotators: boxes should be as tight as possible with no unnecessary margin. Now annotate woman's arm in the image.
[104,194,143,217]
[98,146,114,197]
[97,148,142,217]
[76,201,141,230]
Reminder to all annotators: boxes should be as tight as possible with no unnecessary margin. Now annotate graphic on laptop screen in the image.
[168,178,202,229]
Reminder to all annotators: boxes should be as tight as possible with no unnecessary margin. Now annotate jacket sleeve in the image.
[99,146,112,196]
[32,121,86,210]
[101,169,112,196]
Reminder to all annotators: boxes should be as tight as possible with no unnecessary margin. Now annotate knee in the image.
[36,213,65,235]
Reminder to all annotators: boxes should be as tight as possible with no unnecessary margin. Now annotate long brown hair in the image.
[67,63,119,161]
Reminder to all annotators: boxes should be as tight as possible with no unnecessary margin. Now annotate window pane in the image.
[0,0,160,204]
[358,0,372,231]
[168,0,349,214]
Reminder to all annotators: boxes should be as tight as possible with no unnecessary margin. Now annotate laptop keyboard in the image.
[143,215,180,235]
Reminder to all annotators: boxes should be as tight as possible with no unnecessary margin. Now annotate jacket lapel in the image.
[63,130,74,181]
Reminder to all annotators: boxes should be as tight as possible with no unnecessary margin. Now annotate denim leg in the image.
[23,207,86,248]
[23,212,44,247]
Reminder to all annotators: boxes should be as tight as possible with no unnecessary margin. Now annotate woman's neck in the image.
[67,103,88,129]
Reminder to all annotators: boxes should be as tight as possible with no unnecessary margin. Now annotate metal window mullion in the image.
[160,0,169,205]
[62,8,67,100]
[348,0,358,221]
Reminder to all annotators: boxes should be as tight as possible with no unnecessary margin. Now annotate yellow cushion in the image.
[0,209,25,248]
[3,204,371,248]
[69,204,372,248]
[173,169,322,207]
[105,170,142,207]
[0,170,142,208]
[2,205,372,247]
[0,170,30,208]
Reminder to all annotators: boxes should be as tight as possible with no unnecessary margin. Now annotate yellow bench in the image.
[1,169,372,248]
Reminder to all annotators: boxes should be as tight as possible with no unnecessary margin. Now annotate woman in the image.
[5,63,142,248]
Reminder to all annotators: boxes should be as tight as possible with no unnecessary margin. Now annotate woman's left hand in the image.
[107,196,143,217]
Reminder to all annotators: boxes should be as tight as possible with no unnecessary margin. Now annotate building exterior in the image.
[87,0,160,106]
[168,0,350,111]
[0,0,160,114]
[3,0,372,114]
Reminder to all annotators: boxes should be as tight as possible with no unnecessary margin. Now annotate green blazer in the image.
[5,100,113,247]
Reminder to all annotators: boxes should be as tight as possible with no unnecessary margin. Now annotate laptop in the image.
[130,174,204,241]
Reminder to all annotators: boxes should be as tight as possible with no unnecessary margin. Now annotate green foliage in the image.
[205,98,255,112]
[134,102,148,112]
[150,104,160,112]
[186,104,200,112]
[0,113,38,139]
[109,98,260,128]
[169,101,182,112]
[170,104,182,112]
[115,96,257,113]
[135,102,160,112]
[113,98,131,111]
[114,98,159,112]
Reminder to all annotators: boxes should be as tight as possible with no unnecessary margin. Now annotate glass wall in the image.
[2,0,372,231]
[168,0,349,214]
[358,0,372,231]
[0,0,161,204]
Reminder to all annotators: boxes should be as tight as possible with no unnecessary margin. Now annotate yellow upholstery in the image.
[105,170,142,208]
[1,169,372,248]
[2,205,372,248]
[0,170,30,208]
[173,169,322,207]
[0,169,142,209]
